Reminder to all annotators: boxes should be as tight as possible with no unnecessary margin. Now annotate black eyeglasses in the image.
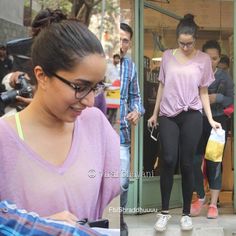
[52,73,105,100]
[178,40,195,49]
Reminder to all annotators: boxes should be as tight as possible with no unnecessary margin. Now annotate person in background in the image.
[191,40,233,219]
[113,53,120,71]
[0,19,119,225]
[120,22,145,236]
[218,54,234,135]
[94,91,107,115]
[106,77,120,125]
[218,54,230,72]
[0,200,103,236]
[0,44,13,116]
[105,54,120,84]
[148,14,221,232]
[0,44,13,85]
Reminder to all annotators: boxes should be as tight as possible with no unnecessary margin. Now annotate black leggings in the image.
[159,110,202,215]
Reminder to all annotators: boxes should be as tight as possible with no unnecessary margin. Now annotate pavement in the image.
[125,203,236,236]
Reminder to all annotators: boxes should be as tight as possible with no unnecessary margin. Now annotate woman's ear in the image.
[34,66,48,89]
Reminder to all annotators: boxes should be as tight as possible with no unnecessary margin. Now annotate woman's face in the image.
[205,48,220,72]
[177,34,195,55]
[41,54,106,122]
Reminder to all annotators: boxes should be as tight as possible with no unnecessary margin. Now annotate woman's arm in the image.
[199,87,221,130]
[148,82,164,127]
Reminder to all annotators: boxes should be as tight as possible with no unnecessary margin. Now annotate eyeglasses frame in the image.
[51,72,105,100]
[178,40,195,49]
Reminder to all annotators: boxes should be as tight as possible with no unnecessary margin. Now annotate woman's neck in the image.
[20,98,68,131]
[178,48,197,58]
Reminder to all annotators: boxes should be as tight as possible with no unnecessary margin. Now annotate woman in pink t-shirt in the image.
[0,19,119,225]
[148,14,221,232]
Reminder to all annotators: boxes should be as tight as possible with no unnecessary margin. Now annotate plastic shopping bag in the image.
[205,128,225,162]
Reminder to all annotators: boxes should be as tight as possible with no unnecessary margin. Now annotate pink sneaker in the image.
[190,198,205,216]
[207,204,218,219]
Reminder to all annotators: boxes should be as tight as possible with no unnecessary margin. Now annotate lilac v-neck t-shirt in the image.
[158,49,215,117]
[0,107,120,220]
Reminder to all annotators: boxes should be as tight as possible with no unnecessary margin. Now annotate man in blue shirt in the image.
[120,23,145,236]
[0,200,104,236]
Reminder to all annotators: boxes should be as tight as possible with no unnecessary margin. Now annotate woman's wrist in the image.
[153,110,159,117]
[207,116,214,124]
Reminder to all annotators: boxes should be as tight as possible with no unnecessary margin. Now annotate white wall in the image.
[0,0,24,25]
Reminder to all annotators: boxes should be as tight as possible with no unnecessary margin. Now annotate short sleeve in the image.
[199,54,215,87]
[158,50,168,84]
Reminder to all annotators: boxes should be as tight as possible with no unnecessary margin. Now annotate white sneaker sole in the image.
[154,225,166,232]
[181,225,193,231]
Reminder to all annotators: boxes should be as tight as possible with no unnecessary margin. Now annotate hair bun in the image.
[183,14,194,21]
[50,9,67,23]
[31,8,67,28]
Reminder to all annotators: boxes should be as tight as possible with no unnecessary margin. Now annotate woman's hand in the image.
[147,114,158,128]
[209,119,222,131]
[45,211,79,226]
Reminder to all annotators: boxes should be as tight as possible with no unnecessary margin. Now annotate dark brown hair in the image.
[32,19,105,77]
[31,8,67,37]
[176,14,198,39]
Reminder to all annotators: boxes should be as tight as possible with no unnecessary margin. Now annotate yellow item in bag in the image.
[205,128,225,162]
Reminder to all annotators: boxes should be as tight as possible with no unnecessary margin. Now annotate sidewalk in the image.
[125,203,236,236]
